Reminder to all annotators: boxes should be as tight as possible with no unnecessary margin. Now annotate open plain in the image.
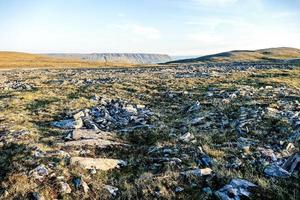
[0,61,299,199]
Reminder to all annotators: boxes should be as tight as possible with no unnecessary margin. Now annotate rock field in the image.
[0,62,299,199]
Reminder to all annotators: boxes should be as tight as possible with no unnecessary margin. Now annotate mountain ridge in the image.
[166,47,300,64]
[46,53,172,64]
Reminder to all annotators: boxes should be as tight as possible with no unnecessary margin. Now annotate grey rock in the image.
[29,165,49,179]
[186,101,201,113]
[264,164,290,178]
[288,131,300,142]
[202,187,213,195]
[70,157,126,170]
[181,168,212,177]
[52,119,83,129]
[179,132,195,142]
[104,185,119,196]
[215,179,257,200]
[190,117,205,125]
[175,186,184,193]
[199,155,214,167]
[282,153,300,175]
[59,182,72,194]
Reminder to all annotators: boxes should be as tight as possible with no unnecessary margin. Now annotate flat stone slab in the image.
[70,129,113,140]
[70,157,126,170]
[60,138,124,147]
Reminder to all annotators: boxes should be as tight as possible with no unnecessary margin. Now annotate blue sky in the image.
[0,0,299,55]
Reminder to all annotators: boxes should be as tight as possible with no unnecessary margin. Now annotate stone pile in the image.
[53,98,155,132]
[2,81,35,91]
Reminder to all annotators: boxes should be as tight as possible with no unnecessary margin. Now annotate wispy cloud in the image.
[191,0,239,7]
[113,24,161,40]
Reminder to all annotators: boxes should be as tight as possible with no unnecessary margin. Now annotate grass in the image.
[0,51,137,69]
[167,47,300,64]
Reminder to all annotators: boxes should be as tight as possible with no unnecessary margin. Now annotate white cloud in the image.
[190,0,239,7]
[114,24,161,40]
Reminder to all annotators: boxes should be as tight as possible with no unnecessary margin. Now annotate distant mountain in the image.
[170,55,201,61]
[46,53,172,64]
[166,47,300,64]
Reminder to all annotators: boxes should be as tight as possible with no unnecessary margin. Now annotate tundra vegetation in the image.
[0,52,299,200]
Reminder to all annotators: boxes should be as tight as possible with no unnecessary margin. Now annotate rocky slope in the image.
[166,47,300,64]
[46,53,172,64]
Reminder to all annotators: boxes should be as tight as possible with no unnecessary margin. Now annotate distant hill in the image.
[166,47,300,64]
[46,53,172,64]
[0,52,134,69]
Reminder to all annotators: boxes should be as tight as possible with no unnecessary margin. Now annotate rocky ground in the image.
[0,63,299,200]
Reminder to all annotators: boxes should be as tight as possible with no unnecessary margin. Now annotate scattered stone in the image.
[198,155,214,167]
[190,117,205,125]
[52,119,83,129]
[59,182,72,194]
[4,81,35,91]
[29,165,49,179]
[175,186,184,193]
[52,98,154,132]
[288,130,300,142]
[258,147,277,162]
[181,168,212,177]
[104,185,119,196]
[70,157,126,171]
[282,153,300,175]
[264,164,290,178]
[82,179,89,193]
[215,179,257,200]
[62,138,124,148]
[89,167,97,174]
[186,101,201,113]
[179,132,195,142]
[202,187,213,195]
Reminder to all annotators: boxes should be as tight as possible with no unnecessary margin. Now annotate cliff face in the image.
[46,53,172,64]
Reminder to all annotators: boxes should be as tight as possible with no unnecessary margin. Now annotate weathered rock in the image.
[70,157,126,170]
[202,187,213,195]
[61,138,124,148]
[54,99,155,132]
[179,132,195,142]
[104,185,119,196]
[215,179,257,200]
[264,164,290,178]
[190,117,205,125]
[186,101,201,113]
[68,129,108,140]
[258,147,277,162]
[52,119,83,129]
[198,155,214,167]
[82,180,89,193]
[282,153,300,175]
[289,131,300,142]
[181,168,212,177]
[29,165,49,179]
[175,186,184,193]
[59,182,72,194]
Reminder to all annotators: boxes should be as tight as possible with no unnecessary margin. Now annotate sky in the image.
[0,0,299,55]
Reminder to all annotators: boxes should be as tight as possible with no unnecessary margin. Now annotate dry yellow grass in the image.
[0,51,136,69]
